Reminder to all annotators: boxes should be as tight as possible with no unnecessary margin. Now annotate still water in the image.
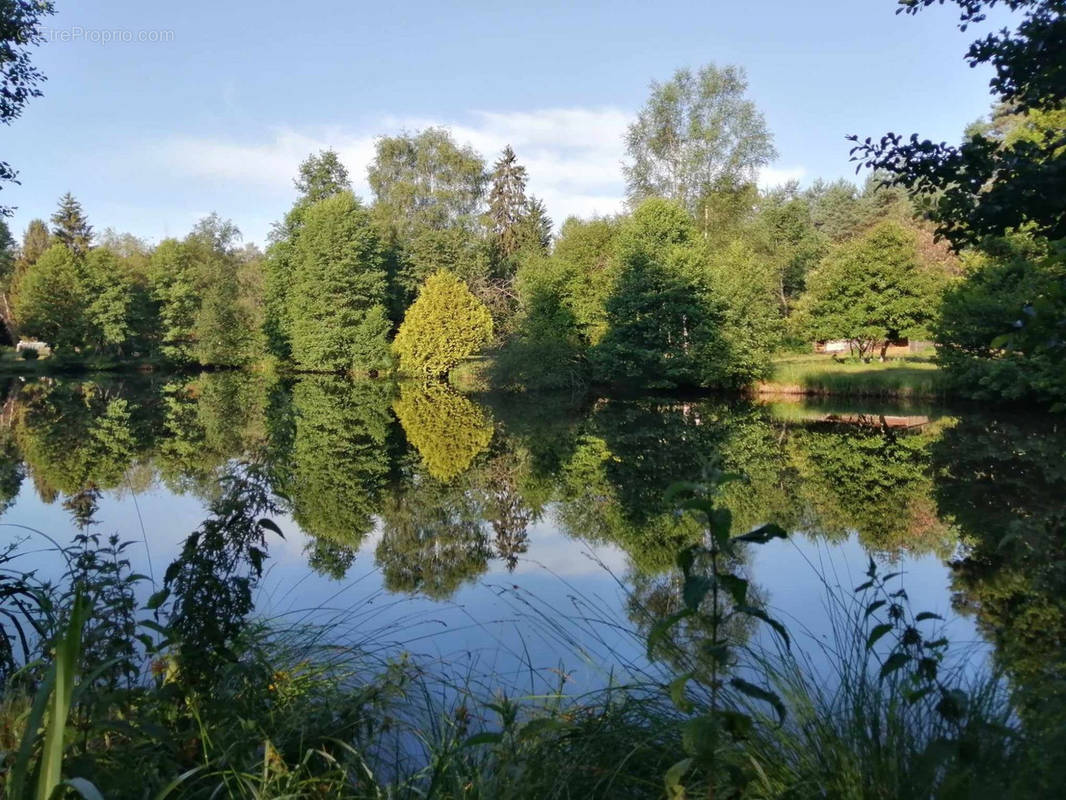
[1,372,1062,697]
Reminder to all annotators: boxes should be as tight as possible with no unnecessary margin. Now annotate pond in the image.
[0,372,1063,705]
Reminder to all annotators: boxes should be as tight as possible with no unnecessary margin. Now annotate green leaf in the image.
[664,757,694,799]
[732,523,787,545]
[864,599,887,619]
[879,652,911,681]
[730,678,787,725]
[682,575,714,611]
[517,717,570,741]
[915,612,943,622]
[866,623,893,651]
[258,518,285,537]
[145,589,169,610]
[668,672,695,712]
[717,573,749,607]
[709,508,733,543]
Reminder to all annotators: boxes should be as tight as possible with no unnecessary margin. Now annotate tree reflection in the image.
[287,377,392,555]
[933,416,1066,716]
[376,470,491,600]
[393,382,493,482]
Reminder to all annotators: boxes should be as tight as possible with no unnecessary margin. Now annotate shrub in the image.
[19,347,39,361]
[393,270,493,379]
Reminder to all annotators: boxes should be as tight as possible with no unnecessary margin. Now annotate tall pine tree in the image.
[488,145,530,259]
[51,193,93,255]
[289,191,391,373]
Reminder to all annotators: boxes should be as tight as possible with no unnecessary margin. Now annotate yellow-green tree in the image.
[393,270,493,378]
[393,382,493,482]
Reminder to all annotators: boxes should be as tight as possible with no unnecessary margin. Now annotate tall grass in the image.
[0,524,1055,798]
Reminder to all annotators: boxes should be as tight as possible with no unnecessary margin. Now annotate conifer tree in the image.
[488,145,530,259]
[289,191,391,372]
[17,219,51,270]
[265,150,353,359]
[50,193,93,255]
[393,270,494,379]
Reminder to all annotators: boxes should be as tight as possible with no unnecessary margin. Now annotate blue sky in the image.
[4,0,1007,246]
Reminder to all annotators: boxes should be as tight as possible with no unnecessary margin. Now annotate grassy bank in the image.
[757,353,947,399]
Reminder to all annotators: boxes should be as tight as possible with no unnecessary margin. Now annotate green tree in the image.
[852,0,1065,245]
[147,238,199,361]
[11,243,87,350]
[393,270,493,378]
[593,199,718,388]
[80,247,137,354]
[624,64,776,224]
[289,192,391,372]
[368,128,487,238]
[703,239,781,386]
[187,215,261,366]
[376,476,491,600]
[492,255,587,391]
[264,150,353,358]
[796,222,943,360]
[50,192,94,255]
[369,129,489,320]
[286,377,392,549]
[753,184,828,314]
[293,148,350,203]
[552,216,620,345]
[488,145,530,261]
[935,233,1065,406]
[17,218,50,266]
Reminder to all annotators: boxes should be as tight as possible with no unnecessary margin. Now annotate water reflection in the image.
[1,373,1063,707]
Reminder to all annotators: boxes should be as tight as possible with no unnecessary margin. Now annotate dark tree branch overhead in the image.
[850,0,1066,247]
[0,0,56,215]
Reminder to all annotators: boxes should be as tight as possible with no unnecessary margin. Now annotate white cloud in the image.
[147,109,804,242]
[758,165,807,189]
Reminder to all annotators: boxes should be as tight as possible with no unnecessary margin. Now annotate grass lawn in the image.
[759,352,947,399]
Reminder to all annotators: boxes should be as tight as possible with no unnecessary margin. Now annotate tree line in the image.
[1,0,1061,407]
[0,104,955,388]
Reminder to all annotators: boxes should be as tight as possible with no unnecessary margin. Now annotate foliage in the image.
[551,216,620,345]
[0,0,55,213]
[289,191,391,373]
[264,149,353,359]
[592,199,719,389]
[393,270,493,378]
[49,193,93,256]
[796,222,944,360]
[393,382,493,482]
[851,0,1065,246]
[11,244,85,351]
[492,256,588,392]
[935,233,1066,408]
[624,63,776,224]
[285,377,392,550]
[368,128,487,239]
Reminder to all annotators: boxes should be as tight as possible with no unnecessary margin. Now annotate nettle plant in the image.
[651,480,790,799]
[855,557,964,720]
